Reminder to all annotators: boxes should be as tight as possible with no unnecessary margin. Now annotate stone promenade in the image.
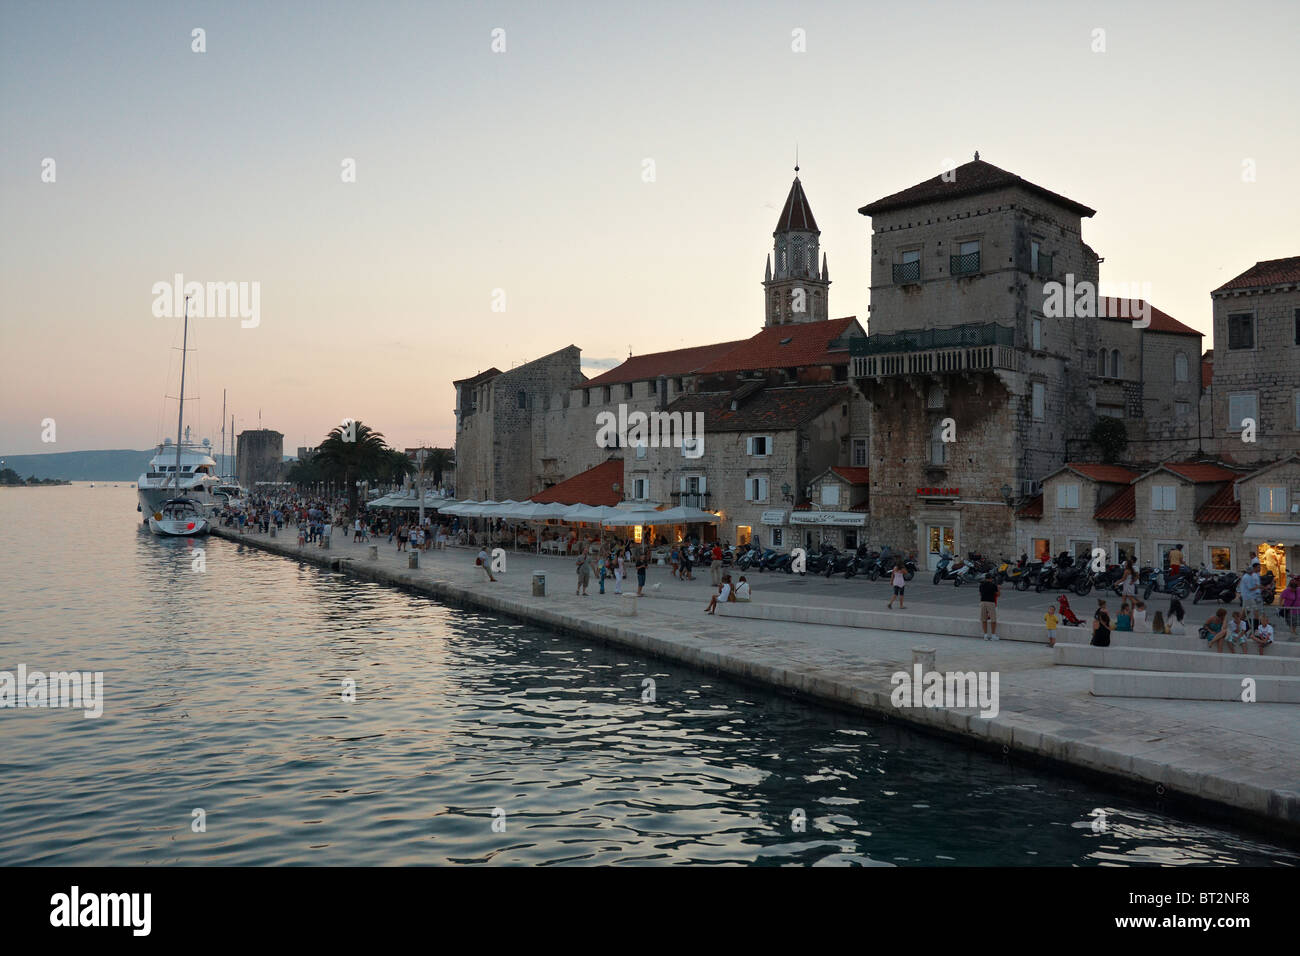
[211,523,1300,835]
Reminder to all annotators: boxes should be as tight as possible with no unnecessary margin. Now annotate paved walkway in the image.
[214,524,1300,834]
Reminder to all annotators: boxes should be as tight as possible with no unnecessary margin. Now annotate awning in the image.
[1242,522,1300,546]
[650,505,720,524]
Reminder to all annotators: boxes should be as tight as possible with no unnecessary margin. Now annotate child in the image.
[1131,599,1147,632]
[1211,610,1243,654]
[1150,610,1168,634]
[1115,601,1133,632]
[887,560,907,609]
[1250,614,1274,654]
[1044,605,1059,647]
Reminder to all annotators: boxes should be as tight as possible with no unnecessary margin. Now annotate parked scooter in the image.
[1192,568,1237,604]
[1142,564,1195,600]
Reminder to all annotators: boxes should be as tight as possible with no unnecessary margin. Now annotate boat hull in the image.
[147,516,210,537]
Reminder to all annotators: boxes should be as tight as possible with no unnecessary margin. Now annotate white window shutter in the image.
[746,437,754,455]
[680,476,688,493]
[699,476,707,493]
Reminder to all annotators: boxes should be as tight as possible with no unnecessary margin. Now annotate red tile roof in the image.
[529,458,623,506]
[697,317,860,374]
[831,466,871,485]
[581,340,746,389]
[858,159,1096,218]
[1094,485,1136,522]
[1066,462,1139,484]
[1195,484,1241,525]
[1213,256,1300,293]
[1015,494,1043,519]
[776,176,819,233]
[1163,462,1239,483]
[1098,298,1200,337]
[667,384,849,431]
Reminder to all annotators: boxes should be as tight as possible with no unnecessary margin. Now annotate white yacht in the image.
[137,432,222,518]
[138,294,223,524]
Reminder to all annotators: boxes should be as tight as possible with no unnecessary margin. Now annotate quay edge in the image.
[211,524,1300,840]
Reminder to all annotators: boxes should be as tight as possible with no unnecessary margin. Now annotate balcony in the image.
[849,323,1018,379]
[673,491,710,508]
[950,251,980,276]
[892,260,921,284]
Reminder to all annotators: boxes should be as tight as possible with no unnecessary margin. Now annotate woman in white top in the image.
[734,577,751,602]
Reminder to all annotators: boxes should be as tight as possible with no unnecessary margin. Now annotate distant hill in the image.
[0,449,236,482]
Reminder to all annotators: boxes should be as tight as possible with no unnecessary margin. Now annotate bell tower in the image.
[764,165,830,327]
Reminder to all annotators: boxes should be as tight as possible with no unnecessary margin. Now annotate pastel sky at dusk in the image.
[2,0,1296,456]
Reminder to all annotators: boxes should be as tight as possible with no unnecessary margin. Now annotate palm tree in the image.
[313,421,390,517]
[381,448,416,485]
[424,447,455,485]
[286,451,323,487]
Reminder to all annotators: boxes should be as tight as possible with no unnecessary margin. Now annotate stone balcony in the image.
[849,322,1019,379]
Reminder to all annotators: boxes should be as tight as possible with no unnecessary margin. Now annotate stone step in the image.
[1054,642,1300,676]
[717,601,1058,643]
[1091,670,1300,703]
[1105,630,1300,657]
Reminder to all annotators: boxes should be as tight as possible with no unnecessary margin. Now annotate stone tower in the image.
[764,167,830,327]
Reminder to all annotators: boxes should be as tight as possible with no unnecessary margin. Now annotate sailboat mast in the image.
[173,295,190,488]
[221,388,227,480]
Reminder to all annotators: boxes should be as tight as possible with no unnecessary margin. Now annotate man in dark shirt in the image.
[978,574,1000,641]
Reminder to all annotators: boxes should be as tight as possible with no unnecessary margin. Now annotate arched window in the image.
[1097,349,1107,377]
[1111,349,1122,378]
[517,390,527,409]
[1175,352,1189,382]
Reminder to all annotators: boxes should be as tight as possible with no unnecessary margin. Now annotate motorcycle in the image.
[1192,569,1235,604]
[953,551,993,587]
[1142,564,1194,600]
[932,550,963,585]
[1006,554,1034,591]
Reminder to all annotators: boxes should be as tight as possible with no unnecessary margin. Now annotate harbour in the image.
[4,484,1295,867]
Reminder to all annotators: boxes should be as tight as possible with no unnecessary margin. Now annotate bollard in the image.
[270,526,277,538]
[912,647,937,673]
[532,571,547,597]
[409,551,419,569]
[621,593,638,617]
[368,546,379,561]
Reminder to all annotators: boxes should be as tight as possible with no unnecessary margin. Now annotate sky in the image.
[1,0,1297,456]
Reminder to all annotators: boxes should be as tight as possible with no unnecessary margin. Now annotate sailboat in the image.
[146,295,211,538]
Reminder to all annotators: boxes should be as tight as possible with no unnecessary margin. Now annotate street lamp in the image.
[1000,484,1014,507]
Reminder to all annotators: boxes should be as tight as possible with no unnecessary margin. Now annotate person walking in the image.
[887,560,907,609]
[598,552,609,594]
[575,551,591,596]
[614,550,625,595]
[636,550,648,596]
[978,573,1000,640]
[710,546,723,588]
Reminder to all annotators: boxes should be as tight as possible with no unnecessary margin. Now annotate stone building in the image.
[851,156,1211,568]
[451,170,869,541]
[236,428,283,487]
[1203,257,1300,463]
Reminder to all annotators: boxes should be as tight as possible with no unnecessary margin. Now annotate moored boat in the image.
[147,497,211,537]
